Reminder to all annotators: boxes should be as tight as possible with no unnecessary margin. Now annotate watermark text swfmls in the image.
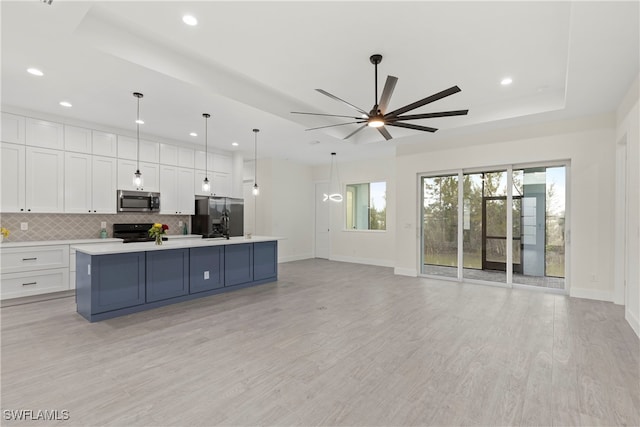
[3,409,70,421]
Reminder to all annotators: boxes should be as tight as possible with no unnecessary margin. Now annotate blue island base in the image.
[75,241,277,322]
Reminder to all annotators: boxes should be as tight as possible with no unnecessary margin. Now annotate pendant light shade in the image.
[202,113,211,193]
[252,129,260,196]
[324,152,343,202]
[132,92,144,189]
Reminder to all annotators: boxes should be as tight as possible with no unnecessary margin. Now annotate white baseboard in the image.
[329,255,394,268]
[394,267,417,277]
[278,253,313,263]
[569,287,614,302]
[626,308,640,338]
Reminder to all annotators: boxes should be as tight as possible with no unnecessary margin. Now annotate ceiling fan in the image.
[292,54,469,141]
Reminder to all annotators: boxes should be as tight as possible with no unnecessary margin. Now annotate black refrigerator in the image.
[191,197,244,238]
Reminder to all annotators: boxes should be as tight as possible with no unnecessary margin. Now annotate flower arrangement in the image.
[1,227,9,242]
[148,223,168,245]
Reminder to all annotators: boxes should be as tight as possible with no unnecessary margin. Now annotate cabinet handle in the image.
[27,209,31,212]
[20,208,24,211]
[22,282,37,286]
[22,257,37,261]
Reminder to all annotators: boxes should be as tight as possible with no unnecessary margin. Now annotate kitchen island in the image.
[72,236,279,322]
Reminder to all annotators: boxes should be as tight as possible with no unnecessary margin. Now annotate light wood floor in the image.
[1,259,639,426]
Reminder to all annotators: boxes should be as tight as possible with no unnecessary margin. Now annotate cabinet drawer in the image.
[1,268,69,299]
[1,245,69,273]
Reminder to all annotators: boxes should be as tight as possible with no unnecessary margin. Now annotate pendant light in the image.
[252,128,260,196]
[202,113,211,193]
[132,92,144,189]
[324,152,343,202]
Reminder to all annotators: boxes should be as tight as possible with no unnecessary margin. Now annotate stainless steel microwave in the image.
[117,190,160,213]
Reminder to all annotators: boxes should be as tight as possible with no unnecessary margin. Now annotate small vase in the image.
[155,235,162,245]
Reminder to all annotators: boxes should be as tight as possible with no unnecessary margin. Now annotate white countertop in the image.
[72,236,282,255]
[0,238,123,248]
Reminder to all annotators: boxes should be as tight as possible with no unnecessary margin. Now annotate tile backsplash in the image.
[0,213,190,242]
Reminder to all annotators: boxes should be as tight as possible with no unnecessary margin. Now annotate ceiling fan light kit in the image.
[292,54,469,141]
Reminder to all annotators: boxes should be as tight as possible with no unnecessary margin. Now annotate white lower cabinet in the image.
[1,269,69,299]
[0,244,70,300]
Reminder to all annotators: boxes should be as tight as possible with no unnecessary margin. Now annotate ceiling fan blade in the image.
[343,124,368,140]
[292,111,363,119]
[377,126,393,140]
[386,86,462,118]
[392,109,469,121]
[306,121,366,131]
[377,75,398,114]
[387,122,438,133]
[316,89,369,116]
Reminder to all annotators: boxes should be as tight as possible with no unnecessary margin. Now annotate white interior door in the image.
[315,182,329,259]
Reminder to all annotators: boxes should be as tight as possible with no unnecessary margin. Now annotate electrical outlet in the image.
[204,271,209,280]
[178,221,183,227]
[101,221,107,229]
[20,222,28,231]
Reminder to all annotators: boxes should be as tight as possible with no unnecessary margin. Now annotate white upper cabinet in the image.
[178,147,194,168]
[212,172,231,197]
[160,143,178,166]
[92,131,117,157]
[1,143,26,212]
[1,113,25,144]
[64,125,92,154]
[140,139,159,163]
[213,154,232,173]
[159,166,194,215]
[117,135,137,160]
[193,150,213,171]
[159,165,178,214]
[117,159,159,192]
[25,147,64,213]
[194,169,212,197]
[64,153,116,214]
[64,152,92,213]
[91,156,117,213]
[25,118,64,150]
[177,168,195,215]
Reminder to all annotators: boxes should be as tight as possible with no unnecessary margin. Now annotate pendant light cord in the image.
[204,113,209,177]
[136,96,140,171]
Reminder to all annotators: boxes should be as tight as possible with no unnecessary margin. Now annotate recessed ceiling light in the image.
[135,119,144,125]
[190,132,198,137]
[232,142,239,146]
[59,101,72,108]
[182,15,198,26]
[27,68,44,76]
[501,77,513,86]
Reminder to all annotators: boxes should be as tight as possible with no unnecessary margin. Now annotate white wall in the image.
[616,74,640,337]
[312,156,396,267]
[246,158,314,263]
[394,114,618,302]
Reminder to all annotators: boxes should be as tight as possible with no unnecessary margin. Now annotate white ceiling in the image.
[1,1,638,165]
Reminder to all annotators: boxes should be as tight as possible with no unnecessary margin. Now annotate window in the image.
[346,181,386,230]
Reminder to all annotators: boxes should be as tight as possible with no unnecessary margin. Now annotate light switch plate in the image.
[204,271,209,280]
[178,221,183,227]
[100,221,107,229]
[20,222,28,231]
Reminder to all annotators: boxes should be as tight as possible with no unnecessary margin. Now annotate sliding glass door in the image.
[422,175,458,278]
[420,163,567,290]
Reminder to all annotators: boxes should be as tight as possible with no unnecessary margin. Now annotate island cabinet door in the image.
[146,249,189,302]
[189,246,224,294]
[253,241,278,281]
[224,244,253,287]
[88,252,146,314]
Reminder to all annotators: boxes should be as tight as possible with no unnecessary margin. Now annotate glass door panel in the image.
[512,166,565,289]
[463,172,506,283]
[422,175,458,278]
